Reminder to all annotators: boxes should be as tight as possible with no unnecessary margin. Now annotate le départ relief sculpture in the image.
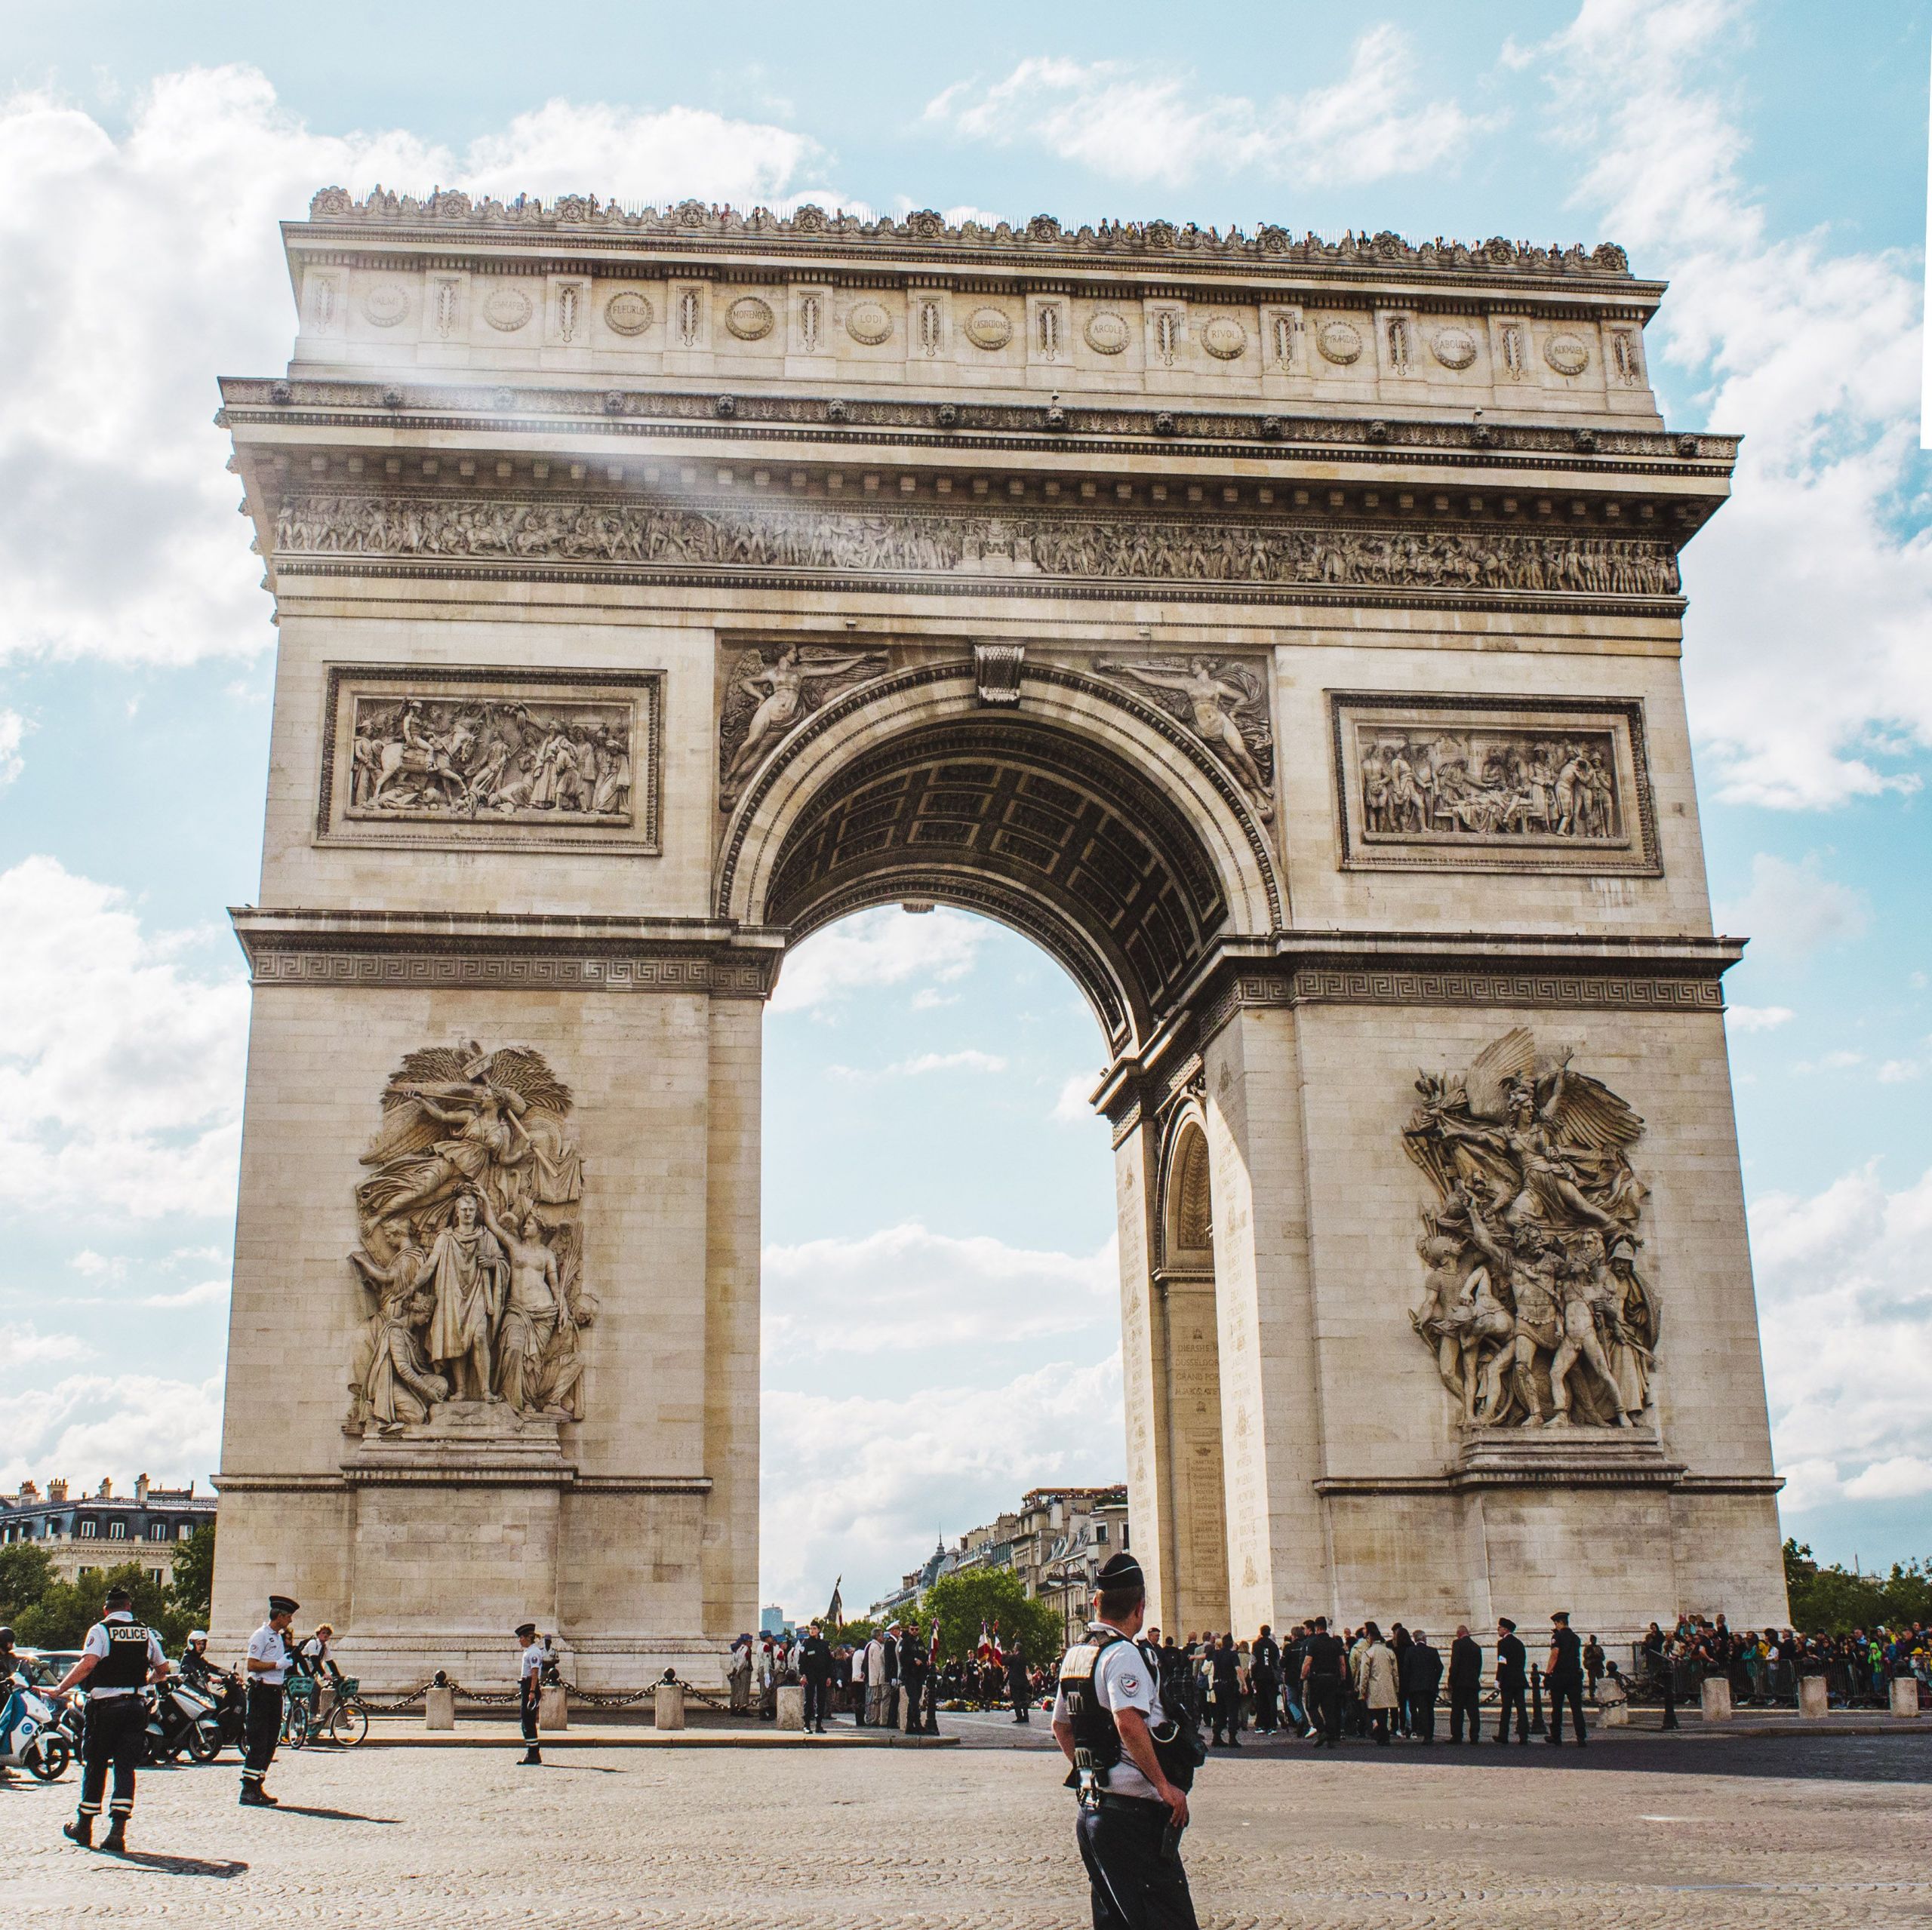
[345,1043,594,1437]
[1405,1028,1660,1432]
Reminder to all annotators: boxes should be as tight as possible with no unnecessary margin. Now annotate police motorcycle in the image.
[0,1678,72,1780]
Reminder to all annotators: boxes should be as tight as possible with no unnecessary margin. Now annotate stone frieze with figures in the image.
[346,1040,594,1440]
[1405,1028,1660,1436]
[272,493,1681,604]
[316,665,663,853]
[1331,693,1660,874]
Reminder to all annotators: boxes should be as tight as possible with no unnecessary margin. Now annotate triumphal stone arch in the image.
[211,189,1788,1686]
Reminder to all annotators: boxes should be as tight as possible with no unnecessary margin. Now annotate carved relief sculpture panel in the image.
[1331,693,1659,874]
[346,1041,592,1438]
[317,665,663,853]
[1404,1028,1660,1433]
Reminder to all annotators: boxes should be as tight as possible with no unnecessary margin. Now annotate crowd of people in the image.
[1128,1612,1932,1746]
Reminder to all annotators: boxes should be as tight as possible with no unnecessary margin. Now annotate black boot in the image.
[100,1818,128,1854]
[63,1815,93,1849]
[239,1784,278,1806]
[519,1747,542,1766]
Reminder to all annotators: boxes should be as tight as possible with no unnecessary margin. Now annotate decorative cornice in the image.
[220,376,1740,475]
[230,908,783,997]
[214,1469,714,1494]
[300,188,1644,289]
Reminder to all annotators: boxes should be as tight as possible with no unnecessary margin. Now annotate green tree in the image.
[0,1542,56,1624]
[15,1560,193,1652]
[919,1569,1063,1667]
[1782,1538,1927,1633]
[169,1523,215,1626]
[834,1616,880,1648]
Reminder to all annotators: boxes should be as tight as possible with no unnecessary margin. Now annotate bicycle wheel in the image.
[329,1699,369,1747]
[284,1704,309,1750]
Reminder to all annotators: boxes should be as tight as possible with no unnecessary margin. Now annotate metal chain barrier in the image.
[357,1675,729,1713]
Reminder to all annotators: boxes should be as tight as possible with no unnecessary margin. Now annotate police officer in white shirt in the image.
[1052,1551,1201,1930]
[54,1584,168,1854]
[515,1621,544,1766]
[240,1592,299,1806]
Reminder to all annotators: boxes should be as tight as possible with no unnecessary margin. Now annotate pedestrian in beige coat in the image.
[1355,1621,1400,1745]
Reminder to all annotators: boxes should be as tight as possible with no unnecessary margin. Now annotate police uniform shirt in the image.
[519,1643,545,1685]
[247,1622,291,1686]
[81,1611,165,1699]
[1051,1625,1165,1801]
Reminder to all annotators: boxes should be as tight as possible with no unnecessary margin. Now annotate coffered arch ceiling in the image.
[764,715,1232,1052]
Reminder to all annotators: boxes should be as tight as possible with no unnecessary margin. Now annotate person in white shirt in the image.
[240,1592,298,1807]
[54,1584,168,1854]
[1052,1551,1198,1929]
[515,1621,544,1766]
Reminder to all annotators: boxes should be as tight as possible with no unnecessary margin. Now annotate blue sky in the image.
[1,1,1927,1617]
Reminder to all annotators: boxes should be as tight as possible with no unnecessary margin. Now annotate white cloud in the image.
[0,856,249,1217]
[0,705,25,784]
[1753,1163,1932,1517]
[0,1369,223,1490]
[1723,1004,1794,1033]
[0,67,826,669]
[1052,1071,1101,1123]
[831,1048,1008,1080]
[1878,1059,1925,1084]
[139,1277,229,1310]
[1537,0,1932,808]
[70,1249,128,1280]
[925,29,1479,189]
[1713,853,1869,958]
[1793,1050,1866,1074]
[761,1353,1124,1616]
[761,1222,1116,1361]
[0,1322,93,1366]
[770,906,988,1013]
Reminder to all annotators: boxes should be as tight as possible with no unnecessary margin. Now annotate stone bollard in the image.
[653,1682,685,1732]
[1798,1675,1829,1719]
[1890,1676,1921,1719]
[776,1684,806,1731]
[538,1683,568,1731]
[1599,1692,1629,1727]
[424,1686,455,1730]
[1700,1676,1732,1723]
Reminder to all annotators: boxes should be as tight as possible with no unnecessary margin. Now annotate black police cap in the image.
[269,1593,300,1616]
[515,1621,537,1639]
[1095,1551,1145,1591]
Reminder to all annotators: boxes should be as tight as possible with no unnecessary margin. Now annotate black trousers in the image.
[803,1676,829,1727]
[1496,1678,1529,1741]
[1076,1797,1198,1930]
[78,1695,146,1818]
[1448,1686,1481,1741]
[1547,1673,1587,1744]
[519,1678,539,1745]
[242,1682,282,1787]
[1412,1696,1437,1743]
[1307,1678,1343,1743]
[1254,1680,1278,1731]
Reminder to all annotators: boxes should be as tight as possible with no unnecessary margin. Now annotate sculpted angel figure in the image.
[721,646,880,791]
[355,1043,573,1230]
[478,1197,565,1415]
[1100,657,1275,818]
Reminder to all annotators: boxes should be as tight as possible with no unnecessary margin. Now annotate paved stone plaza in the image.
[7,1726,1928,1928]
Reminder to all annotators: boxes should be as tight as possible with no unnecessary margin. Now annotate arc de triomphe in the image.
[211,190,1787,1686]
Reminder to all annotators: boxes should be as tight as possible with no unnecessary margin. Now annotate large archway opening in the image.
[737,678,1267,1635]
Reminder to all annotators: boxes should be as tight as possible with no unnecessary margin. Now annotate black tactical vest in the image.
[1058,1626,1134,1790]
[90,1620,153,1692]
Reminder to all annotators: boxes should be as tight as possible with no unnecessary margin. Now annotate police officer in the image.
[1300,1615,1347,1746]
[0,1624,17,1691]
[1545,1610,1588,1747]
[515,1622,543,1765]
[180,1630,216,1689]
[241,1592,299,1806]
[1494,1617,1530,1744]
[54,1583,168,1853]
[1051,1550,1199,1930]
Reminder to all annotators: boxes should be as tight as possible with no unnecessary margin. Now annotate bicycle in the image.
[281,1671,370,1748]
